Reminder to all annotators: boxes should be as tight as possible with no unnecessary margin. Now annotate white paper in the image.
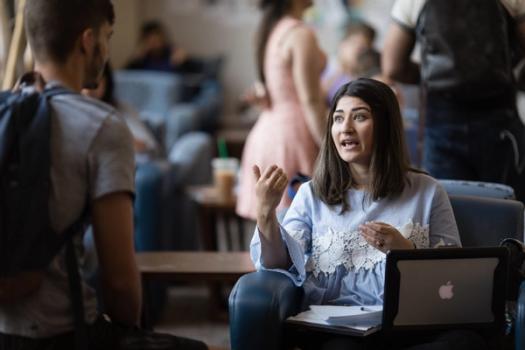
[287,305,382,331]
[310,305,382,327]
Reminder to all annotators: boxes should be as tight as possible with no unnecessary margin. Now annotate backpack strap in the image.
[66,238,88,350]
[42,86,89,350]
[64,208,90,350]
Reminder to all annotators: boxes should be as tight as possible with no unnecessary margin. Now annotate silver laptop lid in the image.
[383,247,508,332]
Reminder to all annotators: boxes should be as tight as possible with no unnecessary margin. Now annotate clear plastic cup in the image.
[211,158,239,201]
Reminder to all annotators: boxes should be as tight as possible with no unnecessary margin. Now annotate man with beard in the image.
[0,1,208,349]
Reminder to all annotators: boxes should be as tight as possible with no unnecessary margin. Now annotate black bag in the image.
[416,0,515,99]
[501,238,525,302]
[499,239,525,349]
[0,76,81,302]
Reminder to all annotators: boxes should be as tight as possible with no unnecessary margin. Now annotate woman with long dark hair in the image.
[249,78,486,349]
[236,0,326,220]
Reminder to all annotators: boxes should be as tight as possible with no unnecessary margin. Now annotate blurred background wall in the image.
[109,0,396,120]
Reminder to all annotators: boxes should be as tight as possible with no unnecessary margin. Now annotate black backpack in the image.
[0,77,89,349]
[416,0,515,99]
[0,75,87,299]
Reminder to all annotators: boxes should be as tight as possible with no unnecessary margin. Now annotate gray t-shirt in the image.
[0,86,135,337]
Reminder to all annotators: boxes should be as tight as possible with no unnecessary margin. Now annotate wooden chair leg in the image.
[2,0,27,90]
[140,278,153,330]
[237,217,245,250]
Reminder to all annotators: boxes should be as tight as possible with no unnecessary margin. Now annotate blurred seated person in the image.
[83,63,161,162]
[125,20,204,75]
[322,21,378,104]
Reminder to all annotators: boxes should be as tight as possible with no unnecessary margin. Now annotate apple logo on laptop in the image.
[438,281,454,300]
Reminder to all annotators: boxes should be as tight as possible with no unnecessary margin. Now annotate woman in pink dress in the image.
[236,0,327,220]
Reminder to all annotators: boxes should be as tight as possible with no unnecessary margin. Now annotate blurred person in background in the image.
[125,20,203,74]
[322,21,378,104]
[383,0,525,202]
[236,0,327,221]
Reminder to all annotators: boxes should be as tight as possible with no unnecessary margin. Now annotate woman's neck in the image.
[349,163,371,190]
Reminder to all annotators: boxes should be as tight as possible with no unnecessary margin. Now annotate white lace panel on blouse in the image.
[290,220,429,277]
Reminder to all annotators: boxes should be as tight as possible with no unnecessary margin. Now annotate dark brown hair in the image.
[25,0,115,64]
[140,20,165,40]
[312,78,417,212]
[256,0,292,84]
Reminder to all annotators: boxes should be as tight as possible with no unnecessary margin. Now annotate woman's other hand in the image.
[240,81,271,111]
[359,221,414,253]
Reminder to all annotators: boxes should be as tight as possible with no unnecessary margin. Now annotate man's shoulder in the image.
[50,93,130,152]
[53,93,116,117]
[392,0,428,30]
[51,93,124,131]
[500,0,525,18]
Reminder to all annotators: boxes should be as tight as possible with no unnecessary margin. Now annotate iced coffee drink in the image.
[212,158,238,201]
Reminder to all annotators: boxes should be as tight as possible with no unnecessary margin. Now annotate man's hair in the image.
[312,78,418,212]
[25,0,115,63]
[140,20,165,40]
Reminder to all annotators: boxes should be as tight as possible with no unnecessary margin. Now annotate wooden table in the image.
[136,251,255,327]
[186,185,246,251]
[136,251,255,282]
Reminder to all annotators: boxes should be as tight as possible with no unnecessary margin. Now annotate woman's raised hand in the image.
[253,165,288,219]
[253,165,291,269]
[359,221,415,253]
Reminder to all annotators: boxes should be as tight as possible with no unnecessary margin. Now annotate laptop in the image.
[383,247,508,333]
[286,247,508,337]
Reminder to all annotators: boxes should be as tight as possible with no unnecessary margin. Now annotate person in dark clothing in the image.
[382,0,525,202]
[125,20,203,74]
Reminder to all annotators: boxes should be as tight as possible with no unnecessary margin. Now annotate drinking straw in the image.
[217,137,229,158]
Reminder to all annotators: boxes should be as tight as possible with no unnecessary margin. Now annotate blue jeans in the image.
[423,103,525,202]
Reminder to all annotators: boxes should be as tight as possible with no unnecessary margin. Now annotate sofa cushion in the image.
[114,70,185,121]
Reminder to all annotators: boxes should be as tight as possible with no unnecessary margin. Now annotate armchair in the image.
[438,180,516,199]
[229,195,525,350]
[114,70,185,123]
[114,59,223,250]
[114,58,223,153]
[450,195,523,247]
[134,131,213,252]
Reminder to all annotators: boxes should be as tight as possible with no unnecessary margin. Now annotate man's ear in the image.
[79,27,96,56]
